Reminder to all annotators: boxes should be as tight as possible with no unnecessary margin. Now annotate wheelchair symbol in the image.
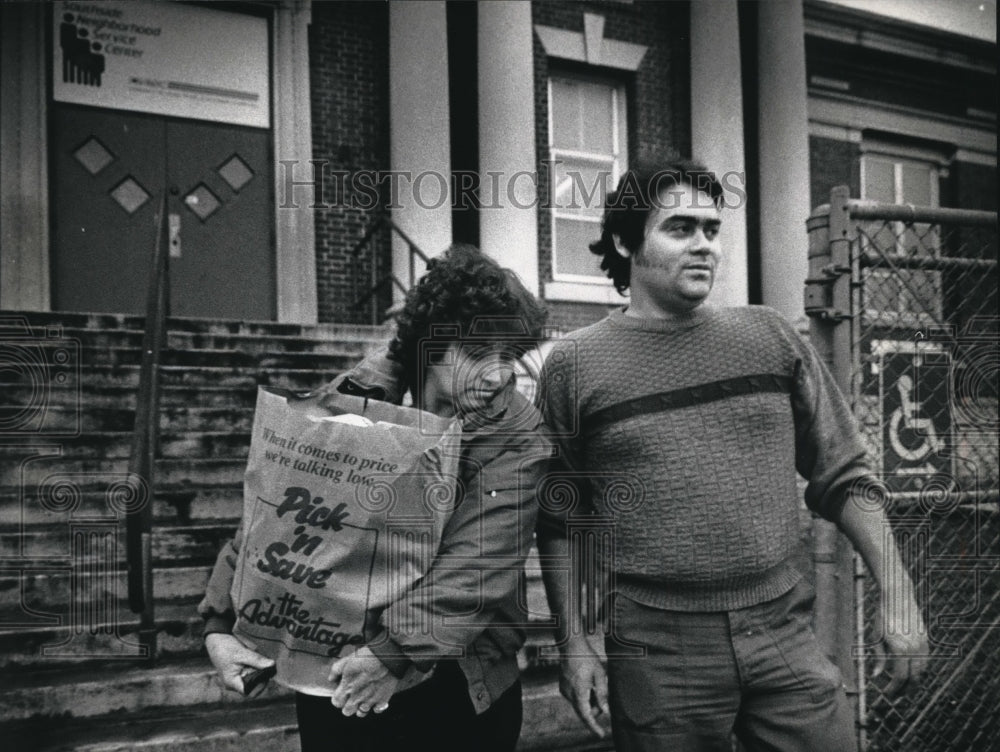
[888,374,942,462]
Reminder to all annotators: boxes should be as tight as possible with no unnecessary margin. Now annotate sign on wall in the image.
[53,1,270,129]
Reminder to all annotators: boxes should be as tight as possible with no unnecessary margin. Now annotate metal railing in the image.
[806,186,998,751]
[125,191,171,660]
[350,211,429,324]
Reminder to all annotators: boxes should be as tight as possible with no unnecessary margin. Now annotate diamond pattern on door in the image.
[217,154,254,192]
[184,183,221,221]
[109,176,150,215]
[73,136,116,176]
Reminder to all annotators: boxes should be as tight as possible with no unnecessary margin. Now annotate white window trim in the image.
[808,94,996,164]
[546,74,627,299]
[544,280,626,305]
[534,13,648,71]
[859,148,944,328]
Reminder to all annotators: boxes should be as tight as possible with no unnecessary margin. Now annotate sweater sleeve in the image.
[789,325,873,521]
[535,339,590,540]
[368,436,549,674]
[197,523,242,636]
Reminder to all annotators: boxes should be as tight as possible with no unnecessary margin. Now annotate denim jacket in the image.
[199,346,552,713]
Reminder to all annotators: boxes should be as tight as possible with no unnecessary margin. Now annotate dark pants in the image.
[295,660,522,752]
[605,580,857,752]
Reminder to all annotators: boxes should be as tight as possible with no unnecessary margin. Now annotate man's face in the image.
[422,342,516,418]
[620,181,722,314]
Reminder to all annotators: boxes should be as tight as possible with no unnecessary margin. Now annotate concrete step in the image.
[0,483,244,525]
[0,431,251,460]
[5,700,299,752]
[0,310,392,340]
[1,666,609,752]
[0,564,212,614]
[1,456,244,489]
[0,404,256,434]
[2,382,279,410]
[0,655,290,723]
[0,600,206,670]
[0,326,384,355]
[62,345,359,371]
[0,520,235,563]
[0,363,342,391]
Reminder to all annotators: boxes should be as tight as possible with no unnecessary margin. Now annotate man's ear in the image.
[612,234,631,259]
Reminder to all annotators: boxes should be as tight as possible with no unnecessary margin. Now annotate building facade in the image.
[1,0,995,328]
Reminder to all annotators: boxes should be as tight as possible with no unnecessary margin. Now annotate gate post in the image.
[805,186,860,731]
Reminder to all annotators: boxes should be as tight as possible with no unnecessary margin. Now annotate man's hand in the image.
[873,585,930,697]
[205,633,275,695]
[329,646,400,717]
[559,645,610,738]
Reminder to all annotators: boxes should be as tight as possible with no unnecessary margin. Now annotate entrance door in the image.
[51,103,275,319]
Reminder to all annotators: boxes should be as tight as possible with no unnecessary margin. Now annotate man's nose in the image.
[691,227,720,256]
[476,354,513,388]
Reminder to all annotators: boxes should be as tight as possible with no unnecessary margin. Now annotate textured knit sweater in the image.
[539,305,871,612]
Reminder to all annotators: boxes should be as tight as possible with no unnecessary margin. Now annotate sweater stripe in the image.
[582,373,793,438]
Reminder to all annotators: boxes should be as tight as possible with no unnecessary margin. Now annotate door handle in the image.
[168,212,181,258]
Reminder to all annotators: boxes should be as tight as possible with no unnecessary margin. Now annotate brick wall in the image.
[809,136,860,211]
[948,160,998,212]
[310,2,391,324]
[532,0,691,332]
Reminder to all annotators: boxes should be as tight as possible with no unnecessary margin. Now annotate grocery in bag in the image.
[230,385,462,695]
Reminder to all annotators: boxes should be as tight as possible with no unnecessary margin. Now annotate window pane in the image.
[864,158,895,202]
[580,81,614,154]
[552,157,614,218]
[554,217,603,277]
[551,79,581,150]
[901,163,932,206]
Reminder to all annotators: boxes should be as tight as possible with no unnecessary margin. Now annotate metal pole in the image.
[805,186,860,732]
[126,191,169,662]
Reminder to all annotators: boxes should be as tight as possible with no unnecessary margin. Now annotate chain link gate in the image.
[806,187,998,752]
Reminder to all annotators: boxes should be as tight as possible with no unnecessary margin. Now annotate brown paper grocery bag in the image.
[230,385,461,695]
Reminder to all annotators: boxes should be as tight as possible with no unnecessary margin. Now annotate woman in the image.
[199,244,552,752]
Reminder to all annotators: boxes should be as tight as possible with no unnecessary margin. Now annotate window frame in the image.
[546,72,628,288]
[859,141,948,326]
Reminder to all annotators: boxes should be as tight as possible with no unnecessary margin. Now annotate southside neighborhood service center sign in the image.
[53,1,270,129]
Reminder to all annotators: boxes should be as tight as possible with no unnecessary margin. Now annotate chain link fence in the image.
[807,189,998,752]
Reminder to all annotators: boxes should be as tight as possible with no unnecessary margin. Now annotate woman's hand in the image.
[329,646,400,717]
[205,633,275,695]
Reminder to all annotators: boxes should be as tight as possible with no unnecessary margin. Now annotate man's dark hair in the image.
[590,158,724,293]
[389,243,548,379]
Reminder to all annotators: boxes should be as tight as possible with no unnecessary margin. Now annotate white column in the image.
[690,0,748,309]
[477,1,539,295]
[758,0,811,324]
[389,1,453,301]
[1,2,49,311]
[273,0,317,324]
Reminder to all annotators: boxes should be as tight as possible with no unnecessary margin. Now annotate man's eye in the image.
[666,222,694,235]
[704,226,720,239]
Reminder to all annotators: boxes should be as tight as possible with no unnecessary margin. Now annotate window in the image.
[860,144,945,322]
[548,74,627,287]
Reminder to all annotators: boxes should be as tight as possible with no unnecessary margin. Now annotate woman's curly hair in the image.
[590,158,725,294]
[388,243,548,380]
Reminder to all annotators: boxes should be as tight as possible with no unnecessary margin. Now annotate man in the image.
[200,244,552,752]
[537,160,928,751]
